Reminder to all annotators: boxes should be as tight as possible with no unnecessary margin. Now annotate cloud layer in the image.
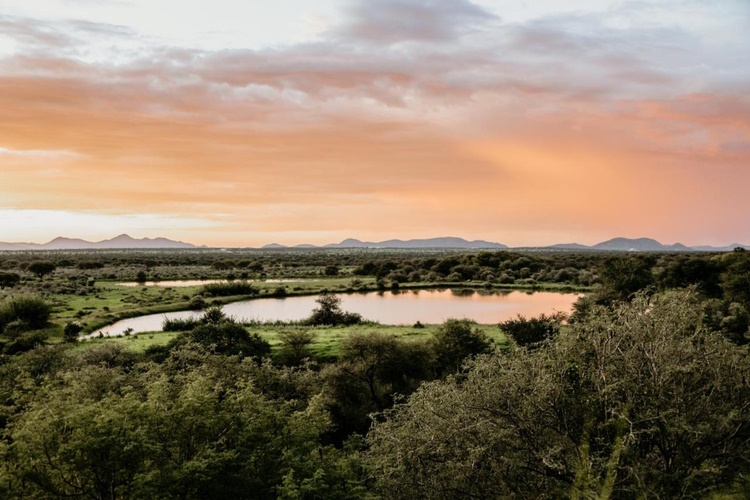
[0,0,748,245]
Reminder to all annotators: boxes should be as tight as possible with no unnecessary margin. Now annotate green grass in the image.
[46,277,586,335]
[41,275,585,348]
[77,323,509,357]
[77,330,181,352]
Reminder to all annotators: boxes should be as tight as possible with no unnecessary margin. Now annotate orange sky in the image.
[0,0,749,247]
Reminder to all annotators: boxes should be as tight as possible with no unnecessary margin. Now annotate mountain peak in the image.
[110,234,135,241]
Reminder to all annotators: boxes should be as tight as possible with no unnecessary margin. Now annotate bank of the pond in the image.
[83,286,584,338]
[78,323,510,357]
[76,278,593,334]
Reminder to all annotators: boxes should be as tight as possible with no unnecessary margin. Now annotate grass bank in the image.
[76,322,509,358]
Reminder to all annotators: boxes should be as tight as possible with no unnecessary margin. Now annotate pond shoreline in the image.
[81,282,587,338]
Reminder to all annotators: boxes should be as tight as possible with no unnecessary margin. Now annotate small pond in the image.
[87,288,582,338]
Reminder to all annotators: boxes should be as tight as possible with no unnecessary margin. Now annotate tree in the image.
[599,256,654,300]
[323,333,434,439]
[324,265,340,276]
[305,293,362,326]
[278,329,317,365]
[722,255,750,306]
[366,290,750,498]
[27,261,56,279]
[431,318,491,375]
[0,294,51,332]
[135,270,147,283]
[500,313,562,348]
[187,322,270,358]
[659,255,723,297]
[63,322,84,343]
[0,271,20,289]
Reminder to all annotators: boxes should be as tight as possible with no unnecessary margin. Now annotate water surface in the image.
[88,288,581,338]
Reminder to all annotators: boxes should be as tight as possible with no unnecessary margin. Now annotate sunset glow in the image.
[1,0,748,246]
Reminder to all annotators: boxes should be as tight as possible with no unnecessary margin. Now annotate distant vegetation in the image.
[0,247,748,497]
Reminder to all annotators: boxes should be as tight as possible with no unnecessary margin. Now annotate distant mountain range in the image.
[0,234,200,251]
[0,235,747,252]
[263,237,508,250]
[263,236,749,252]
[532,237,747,252]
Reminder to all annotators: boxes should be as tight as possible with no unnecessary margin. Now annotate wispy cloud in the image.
[0,146,84,159]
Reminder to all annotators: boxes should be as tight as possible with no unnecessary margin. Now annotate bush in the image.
[0,294,52,333]
[304,293,363,326]
[500,313,562,347]
[63,322,84,342]
[431,318,491,375]
[162,317,201,332]
[200,281,257,297]
[0,271,20,288]
[27,261,56,279]
[188,322,271,358]
[278,330,317,365]
[188,295,207,310]
[3,331,48,354]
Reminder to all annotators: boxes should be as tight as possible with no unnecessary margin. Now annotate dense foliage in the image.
[0,248,748,497]
[366,291,750,498]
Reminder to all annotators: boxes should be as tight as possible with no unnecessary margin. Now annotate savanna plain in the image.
[0,248,748,498]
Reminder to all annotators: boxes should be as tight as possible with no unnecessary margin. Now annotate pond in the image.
[87,288,582,338]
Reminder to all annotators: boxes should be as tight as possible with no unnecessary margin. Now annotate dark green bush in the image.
[0,294,51,333]
[200,281,257,297]
[0,271,20,288]
[500,313,561,347]
[162,317,201,332]
[63,322,84,342]
[305,293,362,326]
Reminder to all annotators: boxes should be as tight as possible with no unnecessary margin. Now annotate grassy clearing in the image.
[46,277,587,337]
[77,323,509,357]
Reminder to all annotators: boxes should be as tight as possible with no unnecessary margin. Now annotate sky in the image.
[0,0,748,247]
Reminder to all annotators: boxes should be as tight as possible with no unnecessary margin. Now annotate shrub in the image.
[188,322,270,358]
[0,294,52,332]
[431,318,491,375]
[324,265,339,276]
[3,319,30,337]
[304,293,362,326]
[200,281,257,297]
[188,295,207,310]
[278,330,317,365]
[63,322,84,342]
[162,317,201,332]
[3,331,48,355]
[0,271,20,288]
[27,261,56,279]
[500,313,562,347]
